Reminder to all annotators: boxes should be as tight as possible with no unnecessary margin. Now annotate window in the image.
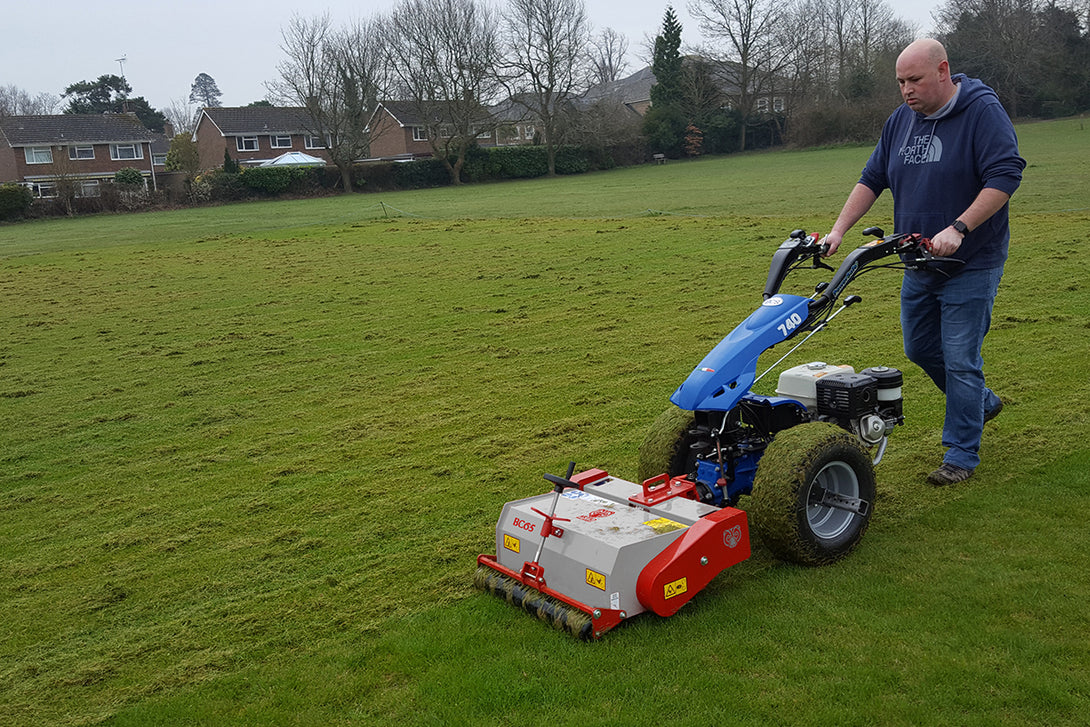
[756,97,770,113]
[25,147,53,164]
[305,134,330,149]
[474,125,492,140]
[773,97,785,113]
[30,182,56,197]
[236,136,259,152]
[524,125,535,140]
[152,153,167,166]
[111,143,143,160]
[77,180,101,198]
[271,135,292,148]
[412,126,427,142]
[69,145,95,160]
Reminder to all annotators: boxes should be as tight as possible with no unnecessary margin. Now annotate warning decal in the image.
[503,533,520,553]
[644,517,685,534]
[664,577,688,600]
[585,569,606,590]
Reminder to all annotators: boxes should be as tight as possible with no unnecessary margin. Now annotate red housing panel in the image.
[635,507,751,617]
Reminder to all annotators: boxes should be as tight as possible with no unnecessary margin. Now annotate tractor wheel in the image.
[636,406,697,482]
[750,422,875,566]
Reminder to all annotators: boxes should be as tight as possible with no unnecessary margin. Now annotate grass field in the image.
[2,117,1089,726]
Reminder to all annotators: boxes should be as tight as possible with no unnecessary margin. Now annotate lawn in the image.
[2,117,1089,726]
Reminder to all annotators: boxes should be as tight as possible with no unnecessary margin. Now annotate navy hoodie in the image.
[859,73,1026,271]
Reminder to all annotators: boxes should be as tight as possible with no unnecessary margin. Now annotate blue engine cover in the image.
[670,294,812,412]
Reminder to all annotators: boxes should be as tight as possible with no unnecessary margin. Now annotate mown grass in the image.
[1,117,1089,726]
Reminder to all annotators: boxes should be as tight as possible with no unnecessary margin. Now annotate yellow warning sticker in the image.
[503,533,520,553]
[585,569,606,590]
[644,517,685,534]
[664,577,688,600]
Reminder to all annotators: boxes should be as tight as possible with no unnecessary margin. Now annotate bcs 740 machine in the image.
[476,228,960,639]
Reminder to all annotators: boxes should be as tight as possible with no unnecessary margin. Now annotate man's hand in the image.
[930,225,965,257]
[820,230,845,257]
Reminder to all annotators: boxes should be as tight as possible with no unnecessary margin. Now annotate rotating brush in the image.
[473,566,593,639]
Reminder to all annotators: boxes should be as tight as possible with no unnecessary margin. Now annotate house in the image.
[366,101,519,159]
[192,107,333,171]
[580,60,789,117]
[579,66,656,116]
[487,95,541,147]
[0,113,161,197]
[366,102,448,160]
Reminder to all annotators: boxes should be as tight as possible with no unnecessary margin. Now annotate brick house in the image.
[366,101,536,159]
[366,102,447,160]
[0,113,161,197]
[192,107,334,170]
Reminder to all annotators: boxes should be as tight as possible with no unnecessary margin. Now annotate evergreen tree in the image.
[62,74,168,132]
[650,6,683,108]
[189,73,223,108]
[223,150,240,174]
[644,6,687,157]
[165,133,201,177]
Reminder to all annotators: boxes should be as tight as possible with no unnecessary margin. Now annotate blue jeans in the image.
[901,266,1004,471]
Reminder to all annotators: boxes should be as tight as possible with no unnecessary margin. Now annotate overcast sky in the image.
[5,0,940,112]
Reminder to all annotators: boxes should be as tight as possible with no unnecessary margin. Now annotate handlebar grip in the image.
[544,473,578,491]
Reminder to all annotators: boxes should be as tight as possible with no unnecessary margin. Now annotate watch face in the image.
[953,220,968,234]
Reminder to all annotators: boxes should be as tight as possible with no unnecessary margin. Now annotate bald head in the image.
[899,38,948,68]
[896,38,956,115]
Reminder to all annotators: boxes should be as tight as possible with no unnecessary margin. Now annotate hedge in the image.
[4,142,642,220]
[0,183,34,221]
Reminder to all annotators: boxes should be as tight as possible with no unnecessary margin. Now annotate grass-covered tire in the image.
[750,422,875,566]
[636,406,697,482]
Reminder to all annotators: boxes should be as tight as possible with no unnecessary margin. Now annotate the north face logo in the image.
[901,134,943,164]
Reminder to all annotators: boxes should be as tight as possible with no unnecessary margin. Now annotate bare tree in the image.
[385,0,503,184]
[269,13,390,192]
[328,16,392,169]
[569,96,643,153]
[164,98,200,134]
[689,0,788,151]
[934,0,1046,117]
[0,85,60,117]
[502,0,592,175]
[589,27,630,85]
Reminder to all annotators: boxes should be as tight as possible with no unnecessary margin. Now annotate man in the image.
[821,39,1025,486]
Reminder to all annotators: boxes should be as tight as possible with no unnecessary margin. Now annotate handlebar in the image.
[809,227,963,318]
[762,229,831,299]
[763,226,965,334]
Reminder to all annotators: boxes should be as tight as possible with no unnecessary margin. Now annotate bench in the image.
[652,153,666,164]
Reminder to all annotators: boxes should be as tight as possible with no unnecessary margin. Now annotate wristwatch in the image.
[951,219,969,235]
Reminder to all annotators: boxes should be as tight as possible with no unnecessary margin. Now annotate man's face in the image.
[896,51,950,116]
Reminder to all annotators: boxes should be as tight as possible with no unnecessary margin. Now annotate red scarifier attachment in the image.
[475,467,751,639]
[636,506,750,617]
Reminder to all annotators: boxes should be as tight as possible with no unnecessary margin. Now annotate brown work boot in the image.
[927,463,973,486]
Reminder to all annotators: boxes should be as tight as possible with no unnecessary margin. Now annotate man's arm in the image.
[821,183,880,256]
[929,187,1013,256]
